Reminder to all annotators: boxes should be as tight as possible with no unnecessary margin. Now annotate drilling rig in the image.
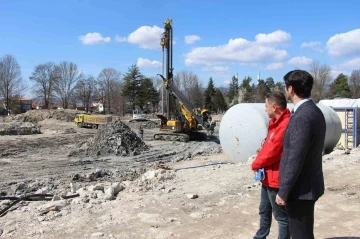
[154,19,216,142]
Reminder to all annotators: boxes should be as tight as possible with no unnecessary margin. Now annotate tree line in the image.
[1,54,360,115]
[225,61,360,107]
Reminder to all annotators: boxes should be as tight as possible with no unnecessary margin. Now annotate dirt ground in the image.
[0,112,359,239]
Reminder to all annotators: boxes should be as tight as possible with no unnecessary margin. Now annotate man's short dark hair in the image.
[283,70,313,98]
[266,91,287,110]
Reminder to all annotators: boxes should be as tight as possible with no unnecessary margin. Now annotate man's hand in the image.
[276,194,286,206]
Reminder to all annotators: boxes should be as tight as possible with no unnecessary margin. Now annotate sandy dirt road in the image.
[0,119,359,239]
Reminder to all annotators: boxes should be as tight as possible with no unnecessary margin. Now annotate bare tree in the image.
[173,70,204,107]
[54,61,82,109]
[74,75,98,112]
[29,62,57,109]
[349,70,360,98]
[109,80,126,115]
[308,61,332,102]
[0,54,26,114]
[97,68,122,113]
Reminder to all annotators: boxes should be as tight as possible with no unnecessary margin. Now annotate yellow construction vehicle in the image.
[74,114,112,129]
[154,19,216,142]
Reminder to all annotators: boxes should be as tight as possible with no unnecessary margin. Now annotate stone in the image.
[70,183,77,193]
[52,195,63,201]
[89,184,105,192]
[91,232,104,237]
[37,200,70,213]
[112,182,124,195]
[104,186,115,200]
[35,187,48,194]
[187,194,199,199]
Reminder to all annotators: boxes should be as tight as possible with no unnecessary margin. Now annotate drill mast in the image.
[160,19,173,119]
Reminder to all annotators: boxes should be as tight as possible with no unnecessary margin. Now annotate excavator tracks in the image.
[153,131,208,142]
[154,133,190,142]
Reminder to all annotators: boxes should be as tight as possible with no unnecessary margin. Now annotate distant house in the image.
[19,97,33,112]
[92,101,104,113]
[0,97,33,114]
[75,103,97,112]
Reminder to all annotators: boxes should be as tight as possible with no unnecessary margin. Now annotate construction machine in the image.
[74,113,112,129]
[154,19,216,142]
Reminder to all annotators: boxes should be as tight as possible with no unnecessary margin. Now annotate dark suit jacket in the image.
[278,100,326,201]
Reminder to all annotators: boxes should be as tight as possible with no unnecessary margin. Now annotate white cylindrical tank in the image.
[219,103,342,164]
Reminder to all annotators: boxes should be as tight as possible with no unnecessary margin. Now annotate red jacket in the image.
[251,109,290,188]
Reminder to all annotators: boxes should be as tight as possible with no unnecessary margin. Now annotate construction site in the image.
[0,19,360,239]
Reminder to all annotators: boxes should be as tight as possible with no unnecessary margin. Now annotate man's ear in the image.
[288,85,293,94]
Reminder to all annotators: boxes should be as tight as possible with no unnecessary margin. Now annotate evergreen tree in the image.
[239,76,253,103]
[254,79,271,102]
[227,75,239,103]
[122,64,144,109]
[213,88,228,113]
[327,73,351,98]
[139,78,159,111]
[204,77,216,111]
[265,77,275,91]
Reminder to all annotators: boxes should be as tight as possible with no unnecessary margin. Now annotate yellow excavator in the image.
[154,19,216,142]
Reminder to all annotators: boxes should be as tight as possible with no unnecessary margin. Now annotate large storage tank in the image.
[219,103,342,164]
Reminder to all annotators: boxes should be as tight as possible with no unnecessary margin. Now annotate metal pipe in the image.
[219,103,342,163]
[162,49,164,114]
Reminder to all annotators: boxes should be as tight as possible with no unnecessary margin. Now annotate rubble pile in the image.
[69,120,150,157]
[70,168,145,183]
[132,168,176,192]
[6,109,83,123]
[0,122,41,135]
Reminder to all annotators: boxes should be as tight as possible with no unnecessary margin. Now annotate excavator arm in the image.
[158,74,215,133]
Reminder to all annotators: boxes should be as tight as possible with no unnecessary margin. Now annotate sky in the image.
[1,0,360,97]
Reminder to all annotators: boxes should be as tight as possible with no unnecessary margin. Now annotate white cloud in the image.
[330,70,351,79]
[79,32,111,45]
[185,35,201,44]
[115,35,127,42]
[136,57,162,68]
[202,66,229,75]
[301,41,323,52]
[185,30,290,66]
[264,62,283,70]
[255,30,291,45]
[288,56,313,66]
[223,80,230,85]
[127,25,164,50]
[339,57,360,69]
[326,29,360,57]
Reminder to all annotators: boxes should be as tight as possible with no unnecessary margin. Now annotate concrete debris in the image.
[63,128,77,134]
[134,169,176,191]
[69,120,149,157]
[0,122,41,135]
[37,200,70,214]
[73,182,123,201]
[12,179,61,195]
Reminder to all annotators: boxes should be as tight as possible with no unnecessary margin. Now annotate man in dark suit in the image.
[275,70,326,239]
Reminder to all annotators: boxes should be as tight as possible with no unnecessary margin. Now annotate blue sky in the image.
[1,0,359,96]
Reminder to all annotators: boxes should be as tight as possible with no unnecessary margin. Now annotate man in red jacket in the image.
[252,91,291,239]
